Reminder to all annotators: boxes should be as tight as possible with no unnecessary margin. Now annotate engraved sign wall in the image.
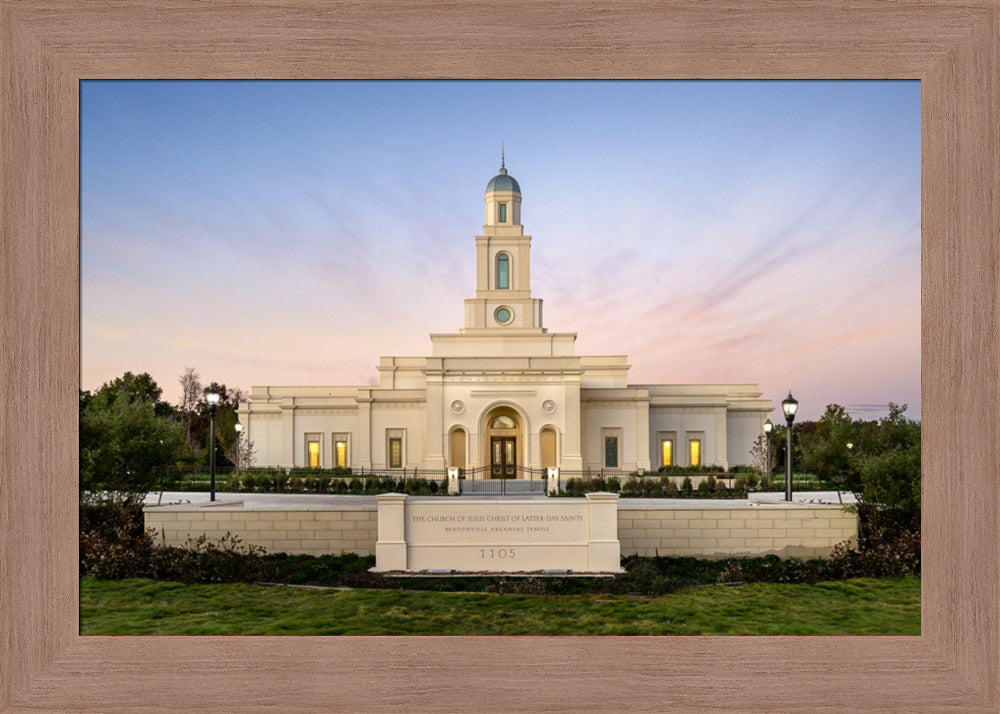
[372,493,622,573]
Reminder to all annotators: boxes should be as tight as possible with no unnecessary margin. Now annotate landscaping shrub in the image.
[148,532,268,584]
[79,501,155,580]
[81,500,270,584]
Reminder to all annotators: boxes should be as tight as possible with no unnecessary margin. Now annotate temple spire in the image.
[501,141,505,171]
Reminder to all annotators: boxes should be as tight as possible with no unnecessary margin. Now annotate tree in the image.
[796,402,920,513]
[223,429,256,473]
[798,404,858,488]
[748,433,777,484]
[178,366,202,444]
[80,373,185,503]
[186,381,247,469]
[96,371,175,417]
[856,403,921,513]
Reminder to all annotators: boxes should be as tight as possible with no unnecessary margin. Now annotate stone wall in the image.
[618,503,857,559]
[145,501,856,561]
[145,506,378,557]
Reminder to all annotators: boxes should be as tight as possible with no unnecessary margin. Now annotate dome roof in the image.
[486,166,520,193]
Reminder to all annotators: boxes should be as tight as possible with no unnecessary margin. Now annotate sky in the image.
[80,80,921,422]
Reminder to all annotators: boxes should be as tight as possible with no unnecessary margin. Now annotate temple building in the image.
[238,161,771,476]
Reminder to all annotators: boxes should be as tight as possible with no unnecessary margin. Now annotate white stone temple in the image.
[239,160,771,476]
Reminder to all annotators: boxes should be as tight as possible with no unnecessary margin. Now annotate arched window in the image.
[541,427,557,469]
[490,415,516,429]
[496,253,510,289]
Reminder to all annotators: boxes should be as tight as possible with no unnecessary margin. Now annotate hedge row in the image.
[81,502,919,593]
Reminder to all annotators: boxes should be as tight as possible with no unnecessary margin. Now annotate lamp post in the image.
[204,386,220,502]
[781,392,798,502]
[234,422,244,481]
[763,418,773,485]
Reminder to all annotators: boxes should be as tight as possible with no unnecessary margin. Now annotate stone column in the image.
[355,391,373,470]
[280,397,295,468]
[372,493,408,572]
[423,366,446,470]
[562,376,584,469]
[585,492,622,572]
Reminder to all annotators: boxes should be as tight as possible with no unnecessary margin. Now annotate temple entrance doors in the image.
[484,406,521,479]
[490,437,516,479]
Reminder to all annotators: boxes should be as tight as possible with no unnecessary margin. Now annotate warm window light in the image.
[689,439,701,467]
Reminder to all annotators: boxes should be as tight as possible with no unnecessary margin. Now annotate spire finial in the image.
[501,141,505,170]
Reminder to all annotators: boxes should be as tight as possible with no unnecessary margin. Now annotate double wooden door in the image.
[491,437,516,479]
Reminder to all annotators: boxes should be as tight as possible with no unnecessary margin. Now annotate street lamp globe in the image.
[781,392,798,422]
[204,386,221,409]
[763,419,773,434]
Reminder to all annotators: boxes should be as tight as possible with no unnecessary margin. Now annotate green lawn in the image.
[81,577,920,636]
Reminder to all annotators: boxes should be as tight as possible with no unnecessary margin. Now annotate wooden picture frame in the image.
[2,2,996,711]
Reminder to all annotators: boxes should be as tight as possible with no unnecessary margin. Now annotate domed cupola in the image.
[485,165,521,193]
[484,153,522,227]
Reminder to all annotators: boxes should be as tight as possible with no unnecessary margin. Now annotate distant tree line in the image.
[759,402,920,514]
[80,368,248,503]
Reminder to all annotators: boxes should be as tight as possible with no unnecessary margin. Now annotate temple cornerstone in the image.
[371,492,622,573]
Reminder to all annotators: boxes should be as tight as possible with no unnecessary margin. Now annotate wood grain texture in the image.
[1,1,997,711]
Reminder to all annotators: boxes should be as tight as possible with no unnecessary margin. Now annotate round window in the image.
[494,307,512,324]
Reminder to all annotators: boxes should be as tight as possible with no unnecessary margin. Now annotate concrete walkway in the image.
[144,490,855,510]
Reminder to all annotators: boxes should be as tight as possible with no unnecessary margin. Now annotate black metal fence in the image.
[457,466,548,496]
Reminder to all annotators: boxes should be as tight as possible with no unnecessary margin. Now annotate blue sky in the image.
[81,80,920,421]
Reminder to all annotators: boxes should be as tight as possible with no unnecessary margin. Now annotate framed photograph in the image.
[2,2,997,711]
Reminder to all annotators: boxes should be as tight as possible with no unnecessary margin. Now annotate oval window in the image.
[495,307,512,324]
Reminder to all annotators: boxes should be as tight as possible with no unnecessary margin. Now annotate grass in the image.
[81,576,919,636]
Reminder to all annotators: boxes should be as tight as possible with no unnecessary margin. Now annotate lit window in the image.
[661,439,673,467]
[388,437,403,468]
[689,439,701,467]
[490,415,516,429]
[308,440,320,469]
[497,253,510,289]
[335,440,347,468]
[604,436,619,468]
[499,203,507,222]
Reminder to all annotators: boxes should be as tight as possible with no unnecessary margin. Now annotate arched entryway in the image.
[483,406,523,479]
